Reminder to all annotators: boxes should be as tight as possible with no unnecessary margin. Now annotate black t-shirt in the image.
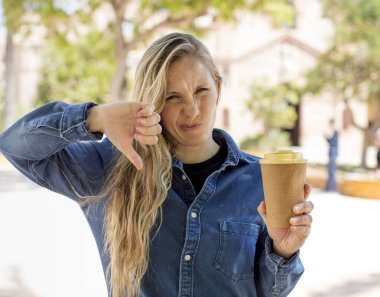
[182,140,228,204]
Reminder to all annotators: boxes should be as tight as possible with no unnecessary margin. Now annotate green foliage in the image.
[129,0,294,55]
[240,130,291,151]
[244,82,300,150]
[247,83,299,130]
[36,29,115,105]
[141,0,250,20]
[150,0,295,26]
[261,0,295,27]
[306,0,380,100]
[2,0,71,35]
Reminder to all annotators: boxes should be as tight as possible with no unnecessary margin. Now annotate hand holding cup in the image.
[258,150,313,259]
[258,184,313,259]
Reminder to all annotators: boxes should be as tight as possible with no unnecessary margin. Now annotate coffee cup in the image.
[259,150,307,227]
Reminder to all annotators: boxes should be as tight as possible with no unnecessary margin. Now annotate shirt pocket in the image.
[214,221,260,281]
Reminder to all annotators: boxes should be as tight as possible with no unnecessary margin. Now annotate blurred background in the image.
[1,0,380,296]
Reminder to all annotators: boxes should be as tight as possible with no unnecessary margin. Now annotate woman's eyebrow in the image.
[166,91,181,95]
[166,84,210,94]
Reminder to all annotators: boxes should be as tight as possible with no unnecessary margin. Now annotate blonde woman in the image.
[0,33,313,297]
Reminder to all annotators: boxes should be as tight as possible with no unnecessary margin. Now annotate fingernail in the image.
[290,217,296,224]
[294,205,302,212]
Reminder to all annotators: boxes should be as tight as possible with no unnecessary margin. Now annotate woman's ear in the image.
[216,80,222,105]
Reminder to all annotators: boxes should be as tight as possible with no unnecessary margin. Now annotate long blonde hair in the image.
[101,32,222,297]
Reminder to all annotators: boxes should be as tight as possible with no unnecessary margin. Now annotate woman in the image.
[0,32,313,297]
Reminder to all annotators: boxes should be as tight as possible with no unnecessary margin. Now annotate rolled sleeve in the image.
[264,237,304,296]
[265,237,302,274]
[61,102,103,142]
[0,101,112,200]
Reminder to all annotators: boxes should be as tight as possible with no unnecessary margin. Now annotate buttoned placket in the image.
[177,168,220,297]
[177,169,197,297]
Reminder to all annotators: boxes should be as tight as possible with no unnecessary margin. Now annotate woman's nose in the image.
[183,97,200,118]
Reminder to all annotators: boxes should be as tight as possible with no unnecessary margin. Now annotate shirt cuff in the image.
[61,102,103,142]
[265,237,301,274]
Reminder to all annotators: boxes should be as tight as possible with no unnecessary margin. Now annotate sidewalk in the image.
[290,190,380,297]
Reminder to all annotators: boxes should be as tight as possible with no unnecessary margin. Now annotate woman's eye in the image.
[196,88,208,94]
[166,95,179,100]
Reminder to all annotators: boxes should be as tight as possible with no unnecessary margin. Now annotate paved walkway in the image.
[1,163,380,297]
[290,190,380,297]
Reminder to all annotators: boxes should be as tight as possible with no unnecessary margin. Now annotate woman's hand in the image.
[87,102,162,171]
[257,184,313,259]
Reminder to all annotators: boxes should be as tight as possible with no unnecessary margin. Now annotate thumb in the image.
[121,142,144,171]
[257,201,268,225]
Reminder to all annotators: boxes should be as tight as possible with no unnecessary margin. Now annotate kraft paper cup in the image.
[259,150,307,228]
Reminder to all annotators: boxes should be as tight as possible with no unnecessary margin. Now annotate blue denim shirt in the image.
[0,102,304,297]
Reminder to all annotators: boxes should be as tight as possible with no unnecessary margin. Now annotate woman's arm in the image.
[0,101,114,200]
[0,100,162,200]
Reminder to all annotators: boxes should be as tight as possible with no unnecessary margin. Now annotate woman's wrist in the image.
[87,105,103,133]
[272,241,296,260]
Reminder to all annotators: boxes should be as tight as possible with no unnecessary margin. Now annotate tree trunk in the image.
[2,31,18,129]
[371,97,380,131]
[361,127,369,168]
[363,97,380,168]
[110,48,128,101]
[343,98,374,168]
[109,0,128,101]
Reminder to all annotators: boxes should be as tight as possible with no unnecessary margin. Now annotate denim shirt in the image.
[0,102,304,297]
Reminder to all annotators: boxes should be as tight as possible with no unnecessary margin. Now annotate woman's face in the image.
[161,55,219,150]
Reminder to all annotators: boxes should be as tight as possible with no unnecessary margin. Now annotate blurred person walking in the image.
[324,118,339,191]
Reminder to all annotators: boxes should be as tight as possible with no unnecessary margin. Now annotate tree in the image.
[1,0,71,128]
[2,0,29,129]
[305,0,380,167]
[242,82,301,151]
[36,30,115,104]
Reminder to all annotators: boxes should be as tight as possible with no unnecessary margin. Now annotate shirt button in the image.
[181,174,187,180]
[184,255,191,261]
[191,212,197,218]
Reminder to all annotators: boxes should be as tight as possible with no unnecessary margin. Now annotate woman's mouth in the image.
[180,123,202,131]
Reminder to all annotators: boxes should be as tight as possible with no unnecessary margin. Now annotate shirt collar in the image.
[171,128,251,169]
